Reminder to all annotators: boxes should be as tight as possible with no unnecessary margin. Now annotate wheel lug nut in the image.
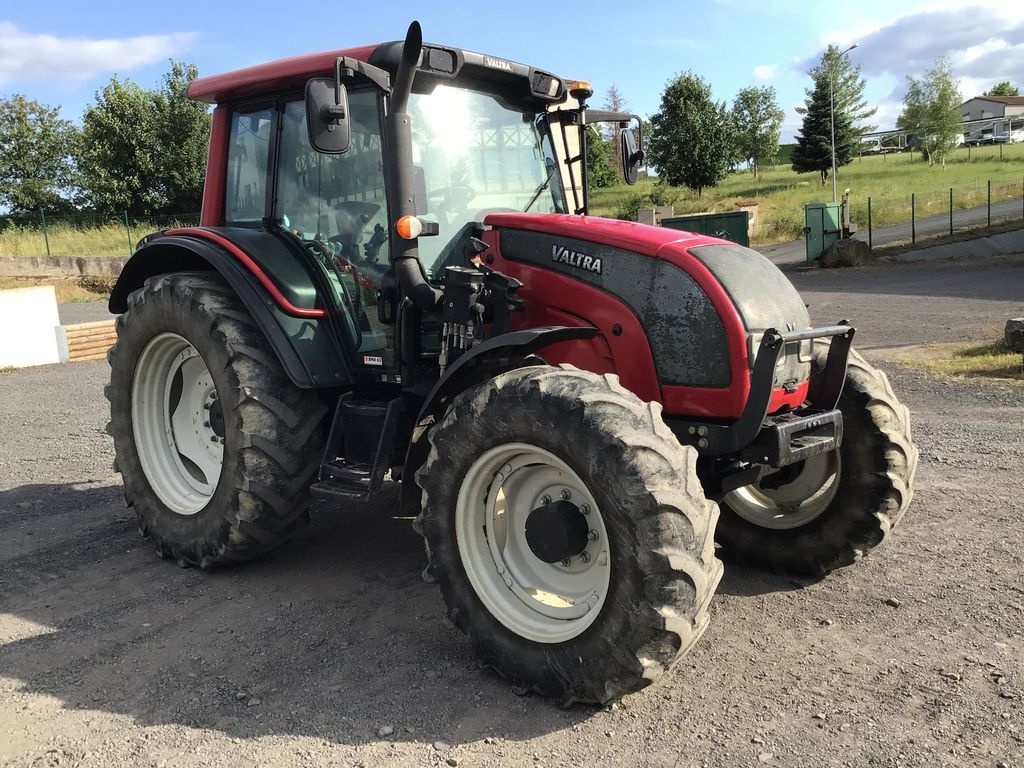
[541,494,551,505]
[580,504,590,515]
[203,421,211,428]
[560,489,571,500]
[560,558,572,567]
[588,529,599,541]
[210,436,218,443]
[578,551,591,563]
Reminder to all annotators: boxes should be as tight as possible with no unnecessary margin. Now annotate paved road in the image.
[790,254,1024,349]
[762,198,1024,267]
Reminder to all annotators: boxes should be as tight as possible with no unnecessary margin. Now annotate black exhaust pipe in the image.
[387,21,442,312]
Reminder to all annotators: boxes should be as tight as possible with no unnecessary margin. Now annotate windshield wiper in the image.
[523,164,555,212]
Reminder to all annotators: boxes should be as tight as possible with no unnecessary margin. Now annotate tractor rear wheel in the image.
[415,365,722,705]
[106,272,328,568]
[715,345,918,575]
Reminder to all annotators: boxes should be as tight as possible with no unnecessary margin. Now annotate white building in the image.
[960,96,1024,137]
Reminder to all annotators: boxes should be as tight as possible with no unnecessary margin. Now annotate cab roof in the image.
[188,45,380,104]
[187,42,568,112]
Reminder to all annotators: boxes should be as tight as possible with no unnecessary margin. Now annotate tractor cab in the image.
[193,32,641,380]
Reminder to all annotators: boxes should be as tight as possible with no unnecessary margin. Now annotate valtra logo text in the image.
[551,244,603,275]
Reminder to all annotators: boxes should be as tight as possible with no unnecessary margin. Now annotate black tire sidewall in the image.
[108,277,244,560]
[419,370,696,701]
[715,352,906,574]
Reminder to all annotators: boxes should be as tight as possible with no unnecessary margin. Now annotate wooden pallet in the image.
[61,319,117,363]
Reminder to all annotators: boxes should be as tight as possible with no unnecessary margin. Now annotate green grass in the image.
[590,142,1024,244]
[920,339,1024,384]
[2,143,1023,256]
[0,221,136,257]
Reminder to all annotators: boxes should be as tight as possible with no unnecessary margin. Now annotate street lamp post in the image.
[830,43,858,203]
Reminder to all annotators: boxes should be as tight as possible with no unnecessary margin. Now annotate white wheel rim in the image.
[455,443,611,644]
[131,333,224,515]
[725,451,841,530]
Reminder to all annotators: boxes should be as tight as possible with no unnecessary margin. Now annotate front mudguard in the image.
[397,326,598,516]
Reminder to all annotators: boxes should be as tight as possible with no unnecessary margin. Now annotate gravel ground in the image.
[2,257,1023,768]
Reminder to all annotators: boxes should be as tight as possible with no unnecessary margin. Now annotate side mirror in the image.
[621,127,644,185]
[305,77,351,154]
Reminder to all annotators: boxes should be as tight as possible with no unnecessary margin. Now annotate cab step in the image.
[311,460,373,500]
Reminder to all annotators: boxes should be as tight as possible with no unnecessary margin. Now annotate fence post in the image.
[123,211,133,256]
[987,180,991,227]
[949,188,953,236]
[911,192,916,244]
[39,210,52,257]
[867,197,872,250]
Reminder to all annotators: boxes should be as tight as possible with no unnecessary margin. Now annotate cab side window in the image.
[225,106,273,223]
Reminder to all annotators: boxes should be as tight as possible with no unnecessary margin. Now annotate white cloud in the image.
[0,22,197,86]
[754,65,779,82]
[810,3,1024,92]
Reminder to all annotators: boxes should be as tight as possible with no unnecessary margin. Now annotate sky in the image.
[2,0,1023,142]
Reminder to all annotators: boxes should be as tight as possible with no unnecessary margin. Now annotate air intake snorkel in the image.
[387,21,442,312]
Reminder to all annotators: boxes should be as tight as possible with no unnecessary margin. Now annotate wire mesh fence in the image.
[856,178,1024,249]
[0,211,200,258]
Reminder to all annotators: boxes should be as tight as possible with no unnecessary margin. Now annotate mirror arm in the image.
[334,56,392,94]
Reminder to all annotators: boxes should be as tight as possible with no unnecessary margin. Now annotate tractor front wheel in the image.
[415,365,722,705]
[715,346,918,575]
[106,272,328,568]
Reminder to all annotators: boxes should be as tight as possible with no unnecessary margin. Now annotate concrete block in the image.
[0,286,61,367]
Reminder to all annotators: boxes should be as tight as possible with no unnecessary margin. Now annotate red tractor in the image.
[106,22,917,705]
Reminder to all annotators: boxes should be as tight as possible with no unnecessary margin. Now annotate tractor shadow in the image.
[0,482,591,747]
[0,482,810,748]
[714,560,822,597]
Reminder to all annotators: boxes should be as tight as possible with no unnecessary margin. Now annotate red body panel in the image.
[188,45,381,104]
[483,226,661,403]
[484,213,808,419]
[200,106,229,227]
[163,228,327,319]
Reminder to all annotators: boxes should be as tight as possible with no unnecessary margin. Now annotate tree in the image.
[985,81,1020,97]
[791,46,873,184]
[731,86,785,178]
[78,76,160,214]
[602,84,628,179]
[0,95,80,212]
[585,125,617,189]
[897,56,963,168]
[153,61,211,213]
[648,72,735,197]
[798,45,877,135]
[78,60,209,215]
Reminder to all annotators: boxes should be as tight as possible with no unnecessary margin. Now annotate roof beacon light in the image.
[568,81,594,101]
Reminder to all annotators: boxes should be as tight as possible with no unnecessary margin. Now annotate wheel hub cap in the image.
[524,500,590,563]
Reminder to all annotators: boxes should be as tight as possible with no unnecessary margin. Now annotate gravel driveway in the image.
[1,256,1022,768]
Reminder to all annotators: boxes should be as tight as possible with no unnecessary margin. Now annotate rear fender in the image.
[109,232,351,389]
[398,326,597,515]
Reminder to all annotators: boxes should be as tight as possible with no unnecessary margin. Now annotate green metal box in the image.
[661,211,750,247]
[804,202,841,263]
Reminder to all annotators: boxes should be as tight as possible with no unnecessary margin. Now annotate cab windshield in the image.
[408,84,567,275]
[267,83,565,368]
